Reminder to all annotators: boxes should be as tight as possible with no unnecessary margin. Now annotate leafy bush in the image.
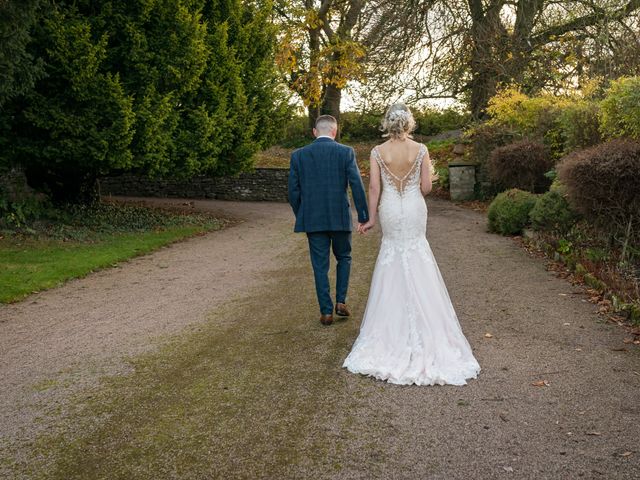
[338,108,470,142]
[487,189,538,235]
[557,100,602,153]
[2,199,221,241]
[464,122,519,198]
[557,138,640,247]
[485,88,572,157]
[0,168,52,229]
[486,140,552,193]
[413,108,470,136]
[434,165,450,190]
[600,77,640,140]
[486,88,568,136]
[529,190,577,233]
[278,115,309,148]
[0,192,50,229]
[549,177,568,195]
[340,111,382,141]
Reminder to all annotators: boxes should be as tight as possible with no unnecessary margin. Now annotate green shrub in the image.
[340,111,382,141]
[485,87,571,157]
[464,122,519,199]
[549,177,568,195]
[278,115,309,147]
[600,77,640,140]
[465,121,517,163]
[486,140,552,193]
[413,108,470,136]
[337,108,470,142]
[434,165,450,190]
[529,190,577,233]
[0,168,52,228]
[485,88,564,134]
[487,188,538,235]
[557,100,602,153]
[557,138,640,247]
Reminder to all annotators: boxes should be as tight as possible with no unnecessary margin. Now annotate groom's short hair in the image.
[315,115,338,133]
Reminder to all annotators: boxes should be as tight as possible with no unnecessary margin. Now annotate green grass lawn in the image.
[0,225,213,303]
[1,200,225,303]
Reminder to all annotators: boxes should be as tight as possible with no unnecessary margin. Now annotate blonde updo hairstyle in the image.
[381,103,416,139]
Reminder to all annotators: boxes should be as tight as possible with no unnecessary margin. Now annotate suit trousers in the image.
[306,231,352,315]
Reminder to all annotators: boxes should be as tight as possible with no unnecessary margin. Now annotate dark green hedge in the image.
[0,0,288,202]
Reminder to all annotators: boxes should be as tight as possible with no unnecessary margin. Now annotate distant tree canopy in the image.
[0,0,288,202]
[362,0,640,118]
[275,0,368,129]
[276,0,640,121]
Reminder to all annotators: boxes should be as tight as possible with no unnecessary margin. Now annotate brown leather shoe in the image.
[320,314,334,326]
[335,303,350,317]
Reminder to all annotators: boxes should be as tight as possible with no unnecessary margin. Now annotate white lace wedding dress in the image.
[343,144,480,386]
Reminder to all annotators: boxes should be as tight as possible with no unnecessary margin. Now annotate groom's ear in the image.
[312,127,318,138]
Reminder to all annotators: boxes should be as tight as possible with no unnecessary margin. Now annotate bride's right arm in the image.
[420,147,433,196]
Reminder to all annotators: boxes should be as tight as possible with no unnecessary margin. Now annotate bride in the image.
[342,103,481,386]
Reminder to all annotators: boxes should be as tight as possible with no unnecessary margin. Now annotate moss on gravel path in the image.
[5,199,640,479]
[16,231,377,479]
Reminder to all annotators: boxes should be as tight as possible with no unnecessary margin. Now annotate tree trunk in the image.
[321,83,342,139]
[306,17,321,137]
[467,0,508,118]
[469,70,496,120]
[308,104,320,134]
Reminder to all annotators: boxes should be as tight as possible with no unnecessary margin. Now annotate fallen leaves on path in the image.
[531,380,550,387]
[586,431,602,436]
[484,333,493,338]
[455,199,490,212]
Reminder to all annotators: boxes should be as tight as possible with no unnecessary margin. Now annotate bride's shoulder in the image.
[370,141,386,156]
[412,139,428,153]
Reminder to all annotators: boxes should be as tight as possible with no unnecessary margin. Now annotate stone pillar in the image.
[448,163,476,201]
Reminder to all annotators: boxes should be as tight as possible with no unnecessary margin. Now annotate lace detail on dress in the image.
[373,144,426,196]
[379,236,433,266]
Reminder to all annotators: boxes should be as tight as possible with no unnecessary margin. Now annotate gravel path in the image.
[0,198,295,471]
[1,197,639,479]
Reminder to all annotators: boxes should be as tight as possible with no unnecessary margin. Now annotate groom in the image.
[288,115,369,326]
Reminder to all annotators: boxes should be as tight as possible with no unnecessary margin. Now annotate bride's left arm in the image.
[420,147,433,196]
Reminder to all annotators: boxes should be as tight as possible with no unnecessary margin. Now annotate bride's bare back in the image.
[375,139,425,193]
[376,139,424,176]
[370,138,433,198]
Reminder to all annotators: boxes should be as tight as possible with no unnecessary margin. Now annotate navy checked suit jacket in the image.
[288,137,369,233]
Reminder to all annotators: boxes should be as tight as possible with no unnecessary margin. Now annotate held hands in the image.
[357,219,376,235]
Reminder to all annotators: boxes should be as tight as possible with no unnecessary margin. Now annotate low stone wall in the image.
[100,168,289,202]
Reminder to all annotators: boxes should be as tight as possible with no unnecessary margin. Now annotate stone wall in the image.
[100,168,289,202]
